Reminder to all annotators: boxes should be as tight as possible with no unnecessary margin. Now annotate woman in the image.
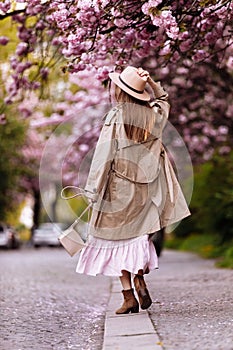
[76,66,190,314]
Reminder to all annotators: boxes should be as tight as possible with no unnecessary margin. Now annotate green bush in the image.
[0,115,26,221]
[171,150,233,268]
[179,234,221,259]
[175,151,233,242]
[173,215,199,238]
[216,246,233,269]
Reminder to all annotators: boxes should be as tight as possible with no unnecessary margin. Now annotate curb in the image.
[102,278,163,350]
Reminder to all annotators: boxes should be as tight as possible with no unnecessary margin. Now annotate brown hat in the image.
[109,66,150,101]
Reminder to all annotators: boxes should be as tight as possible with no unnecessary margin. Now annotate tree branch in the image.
[0,9,25,21]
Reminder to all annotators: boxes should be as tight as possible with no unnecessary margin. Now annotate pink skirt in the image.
[76,234,158,277]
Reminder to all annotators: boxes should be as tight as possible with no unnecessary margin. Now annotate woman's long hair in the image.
[115,88,155,143]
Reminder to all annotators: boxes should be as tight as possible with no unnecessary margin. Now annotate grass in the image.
[216,246,233,269]
[165,233,233,269]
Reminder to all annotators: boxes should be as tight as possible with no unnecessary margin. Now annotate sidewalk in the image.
[102,250,233,350]
[102,279,163,350]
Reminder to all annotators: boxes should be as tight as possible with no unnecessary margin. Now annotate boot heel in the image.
[134,275,152,310]
[130,306,139,313]
[115,288,139,315]
[141,293,152,310]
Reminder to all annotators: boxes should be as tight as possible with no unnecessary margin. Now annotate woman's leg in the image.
[115,270,139,314]
[133,270,152,310]
[119,270,132,290]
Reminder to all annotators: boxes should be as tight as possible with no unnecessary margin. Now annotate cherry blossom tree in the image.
[0,0,232,225]
[0,0,232,166]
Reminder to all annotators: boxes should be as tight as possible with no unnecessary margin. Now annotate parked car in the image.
[0,223,21,249]
[32,222,68,248]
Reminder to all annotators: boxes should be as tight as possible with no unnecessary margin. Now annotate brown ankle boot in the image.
[133,275,152,310]
[115,288,139,314]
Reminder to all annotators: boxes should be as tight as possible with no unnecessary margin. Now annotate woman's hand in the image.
[137,67,161,93]
[137,67,150,81]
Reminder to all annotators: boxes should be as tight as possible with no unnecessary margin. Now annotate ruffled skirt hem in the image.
[76,234,158,277]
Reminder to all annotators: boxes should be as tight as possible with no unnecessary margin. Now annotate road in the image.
[147,250,233,350]
[0,247,111,350]
[0,247,232,350]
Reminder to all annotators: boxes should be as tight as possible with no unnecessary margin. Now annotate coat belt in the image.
[161,146,174,203]
[111,144,174,203]
[111,169,150,185]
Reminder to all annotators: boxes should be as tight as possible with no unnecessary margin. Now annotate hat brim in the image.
[109,72,150,101]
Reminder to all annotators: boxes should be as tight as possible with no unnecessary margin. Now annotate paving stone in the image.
[103,280,162,350]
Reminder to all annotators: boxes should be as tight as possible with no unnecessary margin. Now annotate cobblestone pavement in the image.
[146,250,233,350]
[1,247,233,350]
[0,247,111,350]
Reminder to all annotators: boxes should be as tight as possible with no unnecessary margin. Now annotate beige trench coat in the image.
[85,87,191,241]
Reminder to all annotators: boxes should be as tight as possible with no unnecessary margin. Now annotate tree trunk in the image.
[31,188,41,237]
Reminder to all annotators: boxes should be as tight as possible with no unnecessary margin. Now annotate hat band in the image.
[119,75,144,94]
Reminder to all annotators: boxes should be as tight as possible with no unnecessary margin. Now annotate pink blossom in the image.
[204,32,218,45]
[159,66,169,77]
[203,149,214,161]
[16,61,32,74]
[40,67,49,80]
[111,8,121,17]
[77,0,109,11]
[178,31,189,40]
[16,42,29,56]
[202,126,217,137]
[36,20,46,30]
[219,146,231,155]
[226,104,233,118]
[159,41,171,56]
[4,95,14,105]
[0,36,9,45]
[180,39,192,53]
[0,114,7,125]
[172,77,185,86]
[52,36,64,46]
[192,50,208,62]
[57,3,66,10]
[0,0,11,14]
[141,0,163,15]
[31,81,41,90]
[77,0,94,10]
[114,18,129,28]
[171,51,180,63]
[218,126,229,135]
[0,0,231,167]
[191,136,200,145]
[201,136,210,145]
[79,144,89,153]
[18,26,32,42]
[167,26,179,40]
[178,114,187,124]
[150,10,179,40]
[226,57,233,70]
[10,57,19,70]
[176,67,188,75]
[216,135,227,142]
[26,3,44,16]
[97,66,111,81]
[18,106,32,118]
[52,8,69,23]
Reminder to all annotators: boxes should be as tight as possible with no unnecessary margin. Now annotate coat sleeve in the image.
[84,120,117,202]
[149,81,170,131]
